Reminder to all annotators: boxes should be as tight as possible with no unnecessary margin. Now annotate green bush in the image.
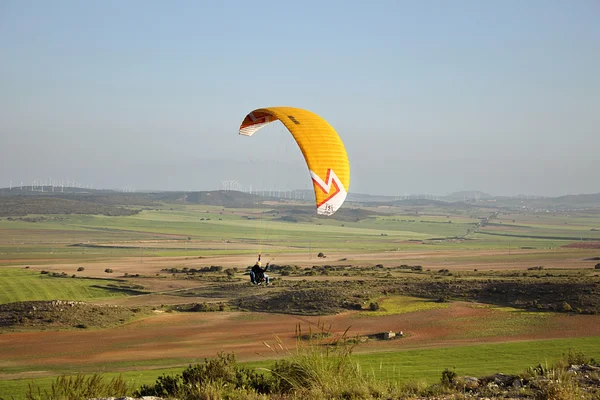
[440,368,457,387]
[135,352,275,398]
[565,349,589,365]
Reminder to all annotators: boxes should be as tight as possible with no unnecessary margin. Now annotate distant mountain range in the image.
[0,186,599,210]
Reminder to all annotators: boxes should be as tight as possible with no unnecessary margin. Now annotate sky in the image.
[1,0,598,197]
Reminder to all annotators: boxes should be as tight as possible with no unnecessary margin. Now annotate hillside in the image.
[0,300,152,332]
[2,187,600,214]
[184,190,262,207]
[0,196,143,217]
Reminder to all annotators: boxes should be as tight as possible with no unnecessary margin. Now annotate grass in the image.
[0,268,130,304]
[3,205,598,264]
[353,336,600,384]
[480,212,600,241]
[445,306,556,339]
[356,295,450,317]
[0,370,179,400]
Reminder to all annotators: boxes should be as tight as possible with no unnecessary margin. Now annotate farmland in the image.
[0,190,600,398]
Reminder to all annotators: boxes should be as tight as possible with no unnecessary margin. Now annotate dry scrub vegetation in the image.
[0,300,152,331]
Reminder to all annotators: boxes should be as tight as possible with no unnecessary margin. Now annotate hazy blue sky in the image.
[1,0,598,196]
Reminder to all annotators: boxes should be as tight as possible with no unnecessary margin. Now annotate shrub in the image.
[135,352,274,398]
[104,268,113,273]
[561,302,572,312]
[369,302,380,311]
[317,252,325,258]
[440,368,457,387]
[525,360,583,400]
[565,349,588,365]
[595,263,600,269]
[343,301,363,310]
[268,324,378,398]
[77,266,85,271]
[26,373,131,399]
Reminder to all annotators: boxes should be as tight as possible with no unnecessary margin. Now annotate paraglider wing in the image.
[239,107,350,216]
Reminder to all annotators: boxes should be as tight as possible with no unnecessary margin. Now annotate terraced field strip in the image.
[3,336,599,398]
[0,267,130,304]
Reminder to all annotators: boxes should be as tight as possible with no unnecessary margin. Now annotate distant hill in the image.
[445,190,493,201]
[1,186,599,212]
[345,192,396,202]
[478,193,600,211]
[0,187,118,197]
[185,190,264,208]
[0,196,142,217]
[552,193,600,205]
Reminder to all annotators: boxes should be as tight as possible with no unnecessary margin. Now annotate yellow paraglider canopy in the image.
[239,107,350,216]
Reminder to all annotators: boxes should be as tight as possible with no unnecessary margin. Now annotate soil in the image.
[7,247,597,280]
[2,302,600,381]
[563,241,600,249]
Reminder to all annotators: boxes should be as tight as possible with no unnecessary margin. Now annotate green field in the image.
[482,211,600,241]
[354,336,600,383]
[2,204,599,265]
[356,295,450,317]
[0,268,131,304]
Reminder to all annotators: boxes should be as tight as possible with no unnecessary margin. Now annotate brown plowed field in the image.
[2,302,600,380]
[7,248,598,280]
[563,241,600,249]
